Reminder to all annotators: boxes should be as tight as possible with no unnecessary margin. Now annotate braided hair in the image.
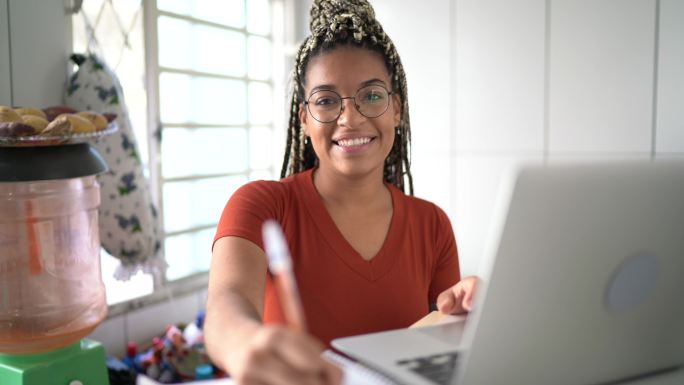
[280,0,414,195]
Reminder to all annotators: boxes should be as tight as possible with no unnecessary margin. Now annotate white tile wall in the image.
[655,0,684,154]
[451,154,543,277]
[372,0,453,211]
[295,0,313,44]
[374,0,452,153]
[411,149,452,214]
[548,0,656,153]
[454,0,546,153]
[0,0,11,106]
[88,314,126,357]
[7,0,72,107]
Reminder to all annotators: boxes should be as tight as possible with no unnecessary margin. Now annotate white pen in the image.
[262,219,307,332]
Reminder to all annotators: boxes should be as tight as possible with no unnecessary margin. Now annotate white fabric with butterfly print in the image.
[65,54,165,280]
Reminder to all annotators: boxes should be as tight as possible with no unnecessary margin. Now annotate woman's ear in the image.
[299,102,308,135]
[392,93,401,127]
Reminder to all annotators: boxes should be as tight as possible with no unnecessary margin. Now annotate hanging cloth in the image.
[66,54,166,280]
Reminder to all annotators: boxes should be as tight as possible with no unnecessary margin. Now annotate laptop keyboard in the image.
[396,351,459,385]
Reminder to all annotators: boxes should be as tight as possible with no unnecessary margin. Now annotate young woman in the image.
[205,1,478,384]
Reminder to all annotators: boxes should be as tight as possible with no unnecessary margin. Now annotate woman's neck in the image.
[312,166,390,210]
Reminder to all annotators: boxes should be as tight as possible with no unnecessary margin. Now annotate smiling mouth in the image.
[333,137,375,147]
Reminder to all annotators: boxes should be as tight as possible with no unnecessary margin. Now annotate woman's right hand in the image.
[225,324,343,385]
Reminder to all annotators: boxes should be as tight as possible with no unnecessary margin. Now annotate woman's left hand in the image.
[436,276,480,314]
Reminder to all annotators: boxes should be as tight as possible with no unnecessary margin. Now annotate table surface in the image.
[137,311,683,385]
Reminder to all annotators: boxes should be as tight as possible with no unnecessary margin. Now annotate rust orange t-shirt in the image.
[213,169,461,346]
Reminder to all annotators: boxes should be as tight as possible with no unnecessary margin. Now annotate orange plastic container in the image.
[0,176,107,354]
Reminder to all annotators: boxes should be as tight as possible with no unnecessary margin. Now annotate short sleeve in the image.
[213,180,288,251]
[427,205,461,304]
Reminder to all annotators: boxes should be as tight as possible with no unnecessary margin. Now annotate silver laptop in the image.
[332,161,684,385]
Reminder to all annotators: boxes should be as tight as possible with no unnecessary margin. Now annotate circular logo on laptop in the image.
[605,253,659,313]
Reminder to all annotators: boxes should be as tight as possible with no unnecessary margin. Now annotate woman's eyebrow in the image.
[359,78,387,88]
[309,84,337,94]
[309,78,388,95]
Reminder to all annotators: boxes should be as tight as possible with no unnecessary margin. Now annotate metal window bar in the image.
[163,171,256,183]
[157,9,273,38]
[159,66,274,83]
[165,223,218,238]
[160,122,250,128]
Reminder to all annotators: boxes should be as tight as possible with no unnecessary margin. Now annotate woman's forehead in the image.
[304,47,390,91]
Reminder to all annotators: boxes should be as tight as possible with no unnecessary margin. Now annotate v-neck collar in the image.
[295,169,405,282]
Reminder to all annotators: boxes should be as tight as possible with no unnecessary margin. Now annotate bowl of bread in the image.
[0,105,117,147]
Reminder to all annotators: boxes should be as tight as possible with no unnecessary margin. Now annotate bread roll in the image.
[42,115,73,135]
[0,106,22,123]
[22,115,49,133]
[67,114,97,133]
[45,113,97,135]
[14,107,48,120]
[43,106,77,122]
[76,111,108,131]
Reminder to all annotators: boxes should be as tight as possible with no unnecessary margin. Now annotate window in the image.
[72,0,155,304]
[73,0,286,306]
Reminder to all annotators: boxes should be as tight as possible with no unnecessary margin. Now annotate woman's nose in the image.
[337,98,365,126]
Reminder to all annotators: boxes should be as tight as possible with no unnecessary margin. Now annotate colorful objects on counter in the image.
[122,311,220,383]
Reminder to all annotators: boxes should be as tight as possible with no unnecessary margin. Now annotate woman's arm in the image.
[204,236,342,385]
[205,236,266,370]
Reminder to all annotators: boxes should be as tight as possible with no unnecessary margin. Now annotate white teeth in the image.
[337,137,372,147]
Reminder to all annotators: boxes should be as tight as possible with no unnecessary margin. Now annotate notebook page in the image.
[323,349,399,385]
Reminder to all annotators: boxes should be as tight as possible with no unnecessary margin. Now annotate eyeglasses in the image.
[304,85,393,123]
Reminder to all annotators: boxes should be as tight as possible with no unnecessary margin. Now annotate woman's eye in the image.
[315,97,338,106]
[363,92,384,103]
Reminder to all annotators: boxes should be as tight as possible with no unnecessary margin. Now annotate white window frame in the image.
[104,0,292,317]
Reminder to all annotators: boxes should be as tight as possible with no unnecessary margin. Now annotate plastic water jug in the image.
[0,144,108,354]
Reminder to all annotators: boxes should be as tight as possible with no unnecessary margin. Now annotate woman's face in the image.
[299,46,401,181]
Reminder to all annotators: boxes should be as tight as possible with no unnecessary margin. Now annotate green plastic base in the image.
[0,339,109,385]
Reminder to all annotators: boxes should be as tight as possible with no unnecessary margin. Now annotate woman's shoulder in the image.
[394,187,444,212]
[232,172,303,199]
[393,187,451,224]
[221,172,309,229]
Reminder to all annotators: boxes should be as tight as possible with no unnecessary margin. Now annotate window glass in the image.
[163,175,247,233]
[159,17,246,76]
[160,73,247,125]
[165,228,216,281]
[162,127,249,178]
[248,82,273,125]
[100,249,154,304]
[158,0,245,29]
[249,126,273,170]
[250,170,274,181]
[247,0,271,35]
[248,35,271,80]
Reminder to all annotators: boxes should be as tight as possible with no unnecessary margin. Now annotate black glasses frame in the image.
[304,85,394,123]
